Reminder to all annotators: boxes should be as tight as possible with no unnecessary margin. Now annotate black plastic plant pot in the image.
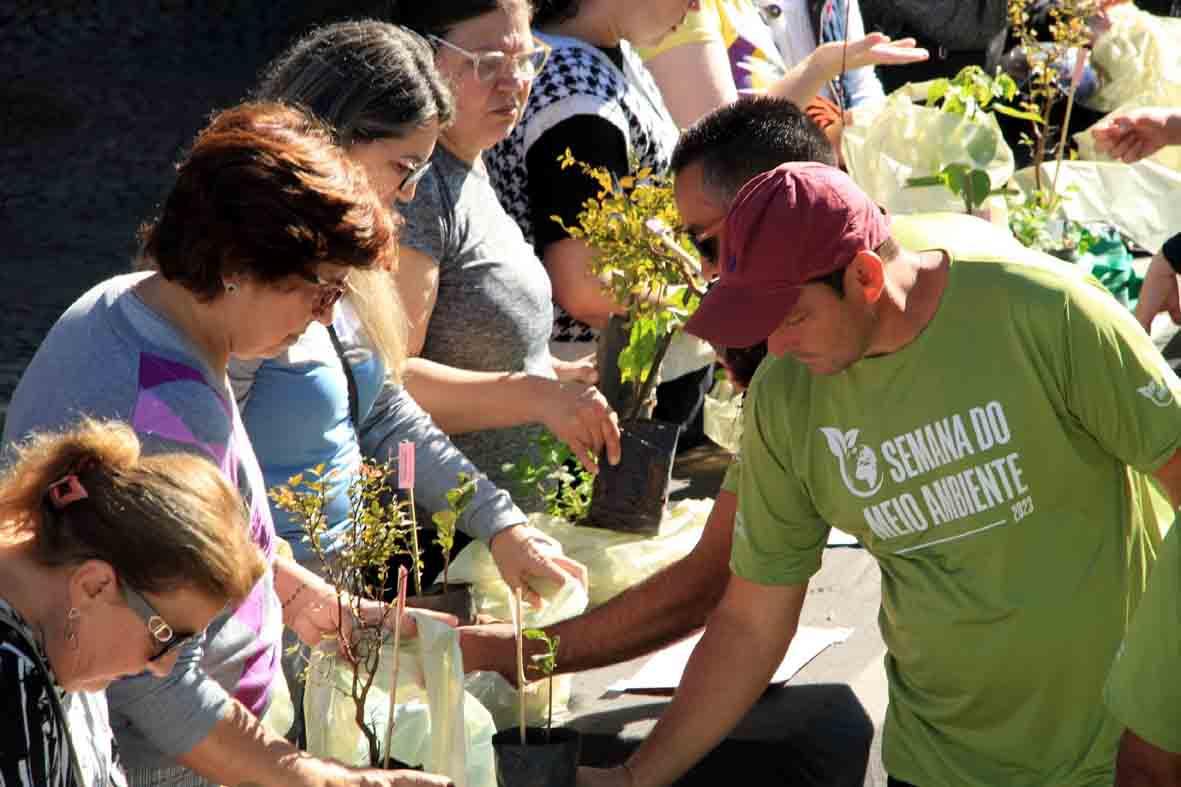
[406,582,476,625]
[492,726,581,787]
[586,418,682,535]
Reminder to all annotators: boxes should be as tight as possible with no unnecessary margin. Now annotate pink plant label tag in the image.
[398,441,415,489]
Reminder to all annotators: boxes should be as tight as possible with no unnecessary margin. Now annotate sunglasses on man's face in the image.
[296,270,349,315]
[688,214,728,264]
[122,585,199,662]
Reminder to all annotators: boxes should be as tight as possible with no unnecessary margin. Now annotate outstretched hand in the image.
[1091,107,1181,164]
[813,32,929,80]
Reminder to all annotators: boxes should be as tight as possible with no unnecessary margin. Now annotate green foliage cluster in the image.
[502,430,593,522]
[269,460,415,766]
[926,65,1041,124]
[551,149,702,388]
[907,164,1015,216]
[908,66,1029,215]
[430,472,478,591]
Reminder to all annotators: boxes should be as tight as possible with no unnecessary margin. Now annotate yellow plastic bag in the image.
[448,505,711,730]
[449,505,711,612]
[841,93,1015,216]
[303,611,496,787]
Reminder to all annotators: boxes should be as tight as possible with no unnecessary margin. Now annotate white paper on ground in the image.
[827,528,858,546]
[608,625,854,692]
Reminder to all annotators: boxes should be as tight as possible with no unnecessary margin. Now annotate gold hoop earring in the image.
[224,282,239,295]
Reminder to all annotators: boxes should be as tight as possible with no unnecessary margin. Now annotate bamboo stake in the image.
[513,586,527,745]
[381,567,409,770]
[1050,47,1088,207]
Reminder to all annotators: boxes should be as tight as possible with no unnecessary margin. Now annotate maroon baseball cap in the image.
[684,161,890,348]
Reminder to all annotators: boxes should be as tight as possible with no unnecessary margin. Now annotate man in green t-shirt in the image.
[582,161,1181,787]
[1105,519,1181,785]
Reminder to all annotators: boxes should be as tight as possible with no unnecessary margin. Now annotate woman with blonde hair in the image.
[242,19,585,596]
[3,102,454,786]
[0,418,266,786]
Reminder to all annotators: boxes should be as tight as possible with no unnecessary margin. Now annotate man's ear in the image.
[849,250,885,304]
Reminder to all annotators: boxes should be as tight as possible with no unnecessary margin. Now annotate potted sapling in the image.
[553,150,707,534]
[491,590,581,787]
[269,460,420,770]
[395,443,478,625]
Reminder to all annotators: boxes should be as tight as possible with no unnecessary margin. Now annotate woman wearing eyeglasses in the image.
[3,103,455,787]
[387,1,623,502]
[240,20,589,744]
[0,418,266,787]
[484,0,722,451]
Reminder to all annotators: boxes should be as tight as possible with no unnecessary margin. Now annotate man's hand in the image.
[1092,107,1181,164]
[305,760,456,786]
[489,524,589,606]
[459,621,523,681]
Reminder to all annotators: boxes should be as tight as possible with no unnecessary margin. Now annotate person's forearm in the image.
[769,52,835,108]
[1115,729,1181,787]
[548,491,736,673]
[361,385,525,543]
[402,359,552,435]
[273,554,334,626]
[1151,448,1181,509]
[177,700,341,786]
[625,584,799,786]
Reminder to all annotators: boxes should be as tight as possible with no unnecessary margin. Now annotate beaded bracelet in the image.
[281,583,309,610]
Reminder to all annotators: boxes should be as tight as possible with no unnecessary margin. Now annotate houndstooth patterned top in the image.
[486,32,679,344]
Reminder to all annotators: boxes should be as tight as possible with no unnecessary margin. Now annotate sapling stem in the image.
[514,587,527,745]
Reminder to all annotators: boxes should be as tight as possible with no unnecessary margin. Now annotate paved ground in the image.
[0,0,383,430]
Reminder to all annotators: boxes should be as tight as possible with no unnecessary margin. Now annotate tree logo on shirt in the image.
[1137,378,1174,408]
[820,427,884,498]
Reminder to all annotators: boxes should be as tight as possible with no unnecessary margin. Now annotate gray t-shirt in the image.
[399,146,555,507]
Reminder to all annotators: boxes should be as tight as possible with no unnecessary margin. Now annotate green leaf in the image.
[926,78,949,105]
[964,169,993,212]
[992,104,1043,123]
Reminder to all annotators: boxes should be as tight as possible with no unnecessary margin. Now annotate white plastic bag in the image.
[303,611,496,787]
[842,93,1015,216]
[703,379,743,455]
[1086,4,1181,114]
[1012,160,1181,253]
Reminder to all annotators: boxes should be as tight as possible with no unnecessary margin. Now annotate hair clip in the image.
[48,474,89,509]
